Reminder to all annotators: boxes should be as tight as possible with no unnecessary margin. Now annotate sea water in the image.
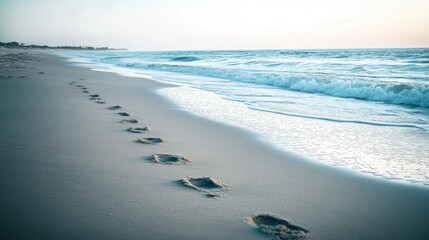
[61,49,429,186]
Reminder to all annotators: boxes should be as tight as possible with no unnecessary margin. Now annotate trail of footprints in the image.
[68,80,310,240]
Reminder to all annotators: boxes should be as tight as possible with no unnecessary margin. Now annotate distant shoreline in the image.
[0,41,126,51]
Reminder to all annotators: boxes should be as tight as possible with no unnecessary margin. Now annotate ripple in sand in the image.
[108,105,122,110]
[120,119,138,124]
[147,154,189,165]
[127,127,149,133]
[118,112,130,116]
[179,176,230,192]
[246,214,309,240]
[136,137,163,144]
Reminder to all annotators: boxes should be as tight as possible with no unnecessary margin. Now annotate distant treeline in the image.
[0,41,125,50]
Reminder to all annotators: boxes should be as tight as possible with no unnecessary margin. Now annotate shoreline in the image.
[1,49,429,239]
[62,52,429,189]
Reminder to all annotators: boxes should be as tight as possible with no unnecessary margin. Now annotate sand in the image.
[147,154,190,165]
[1,48,429,240]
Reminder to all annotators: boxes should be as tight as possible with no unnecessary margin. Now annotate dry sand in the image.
[1,48,429,240]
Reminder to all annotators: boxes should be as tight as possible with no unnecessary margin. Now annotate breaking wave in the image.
[169,56,201,62]
[116,62,429,108]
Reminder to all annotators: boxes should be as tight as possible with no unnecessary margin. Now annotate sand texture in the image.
[1,48,429,240]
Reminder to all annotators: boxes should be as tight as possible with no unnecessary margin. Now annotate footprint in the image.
[96,100,106,104]
[76,84,84,88]
[108,105,122,110]
[69,81,77,85]
[83,90,90,93]
[136,137,163,144]
[205,192,221,198]
[90,94,100,98]
[90,97,102,100]
[146,154,189,165]
[245,214,309,240]
[179,176,230,193]
[120,119,138,123]
[127,127,149,133]
[118,112,130,116]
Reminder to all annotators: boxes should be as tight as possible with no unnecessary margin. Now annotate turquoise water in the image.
[61,49,429,186]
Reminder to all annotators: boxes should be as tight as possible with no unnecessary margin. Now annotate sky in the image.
[0,0,428,50]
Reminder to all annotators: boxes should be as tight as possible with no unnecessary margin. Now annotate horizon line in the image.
[124,46,429,52]
[1,40,428,52]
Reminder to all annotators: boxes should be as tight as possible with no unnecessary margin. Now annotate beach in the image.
[1,48,429,240]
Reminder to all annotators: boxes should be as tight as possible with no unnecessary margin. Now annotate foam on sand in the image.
[246,214,309,240]
[120,119,138,123]
[179,176,230,192]
[127,127,149,133]
[146,154,189,165]
[136,137,162,144]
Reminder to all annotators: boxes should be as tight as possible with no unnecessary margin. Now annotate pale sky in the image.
[1,0,428,50]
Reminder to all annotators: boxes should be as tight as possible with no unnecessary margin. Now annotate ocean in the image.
[61,48,429,187]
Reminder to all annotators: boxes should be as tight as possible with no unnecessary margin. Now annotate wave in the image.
[169,56,201,62]
[116,62,429,108]
[247,106,427,130]
[74,49,429,108]
[407,60,429,64]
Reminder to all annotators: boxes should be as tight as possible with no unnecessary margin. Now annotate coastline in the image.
[62,49,429,187]
[1,49,429,239]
